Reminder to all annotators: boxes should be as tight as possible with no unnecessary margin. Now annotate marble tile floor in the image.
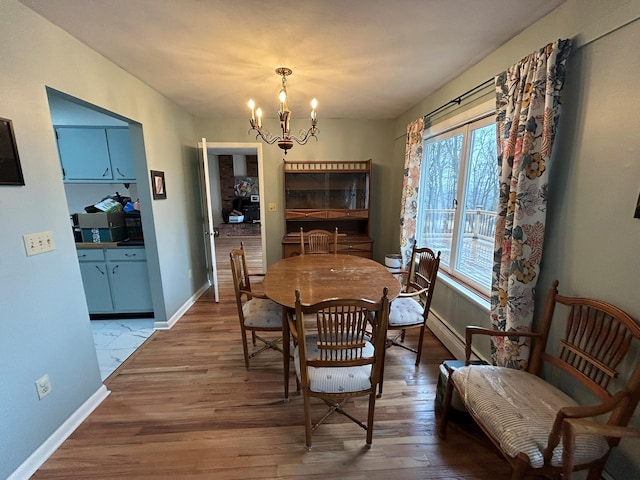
[91,319,155,380]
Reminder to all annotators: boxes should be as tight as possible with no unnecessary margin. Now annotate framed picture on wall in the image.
[151,170,166,199]
[634,191,640,219]
[0,117,25,186]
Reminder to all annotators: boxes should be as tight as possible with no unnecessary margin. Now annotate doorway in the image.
[46,88,157,380]
[198,141,266,296]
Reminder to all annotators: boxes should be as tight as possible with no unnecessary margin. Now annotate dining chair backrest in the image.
[229,243,251,293]
[405,243,441,312]
[300,227,338,254]
[295,290,389,368]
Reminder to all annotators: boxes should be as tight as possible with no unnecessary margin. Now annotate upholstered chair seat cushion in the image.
[452,366,610,469]
[294,335,374,394]
[242,298,282,328]
[388,297,423,327]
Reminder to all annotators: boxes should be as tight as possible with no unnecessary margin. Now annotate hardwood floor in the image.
[32,248,519,479]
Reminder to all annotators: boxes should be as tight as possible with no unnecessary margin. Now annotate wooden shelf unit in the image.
[282,160,373,258]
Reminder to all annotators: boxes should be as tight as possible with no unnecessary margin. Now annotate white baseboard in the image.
[153,282,210,330]
[9,385,110,480]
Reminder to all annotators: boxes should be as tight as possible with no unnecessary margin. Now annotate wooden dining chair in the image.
[229,243,283,369]
[378,241,440,395]
[291,287,390,449]
[300,227,338,254]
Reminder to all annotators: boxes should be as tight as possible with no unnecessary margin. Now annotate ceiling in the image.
[21,0,565,120]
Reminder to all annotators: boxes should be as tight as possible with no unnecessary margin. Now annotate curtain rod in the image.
[422,77,494,120]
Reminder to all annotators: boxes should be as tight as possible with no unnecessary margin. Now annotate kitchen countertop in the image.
[76,242,144,248]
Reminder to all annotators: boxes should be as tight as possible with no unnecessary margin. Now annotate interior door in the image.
[198,138,219,302]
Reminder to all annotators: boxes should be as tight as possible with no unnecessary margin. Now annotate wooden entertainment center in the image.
[281,160,373,258]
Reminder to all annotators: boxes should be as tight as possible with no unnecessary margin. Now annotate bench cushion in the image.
[452,365,610,469]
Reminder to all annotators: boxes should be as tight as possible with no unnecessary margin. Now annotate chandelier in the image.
[248,67,318,154]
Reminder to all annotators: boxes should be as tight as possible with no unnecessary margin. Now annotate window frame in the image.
[419,100,496,298]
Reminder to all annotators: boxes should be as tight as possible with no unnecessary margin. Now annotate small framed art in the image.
[0,117,25,186]
[151,170,166,199]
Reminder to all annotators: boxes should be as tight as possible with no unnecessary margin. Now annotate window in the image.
[416,113,498,295]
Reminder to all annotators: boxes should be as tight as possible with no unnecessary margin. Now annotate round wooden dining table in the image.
[263,254,402,399]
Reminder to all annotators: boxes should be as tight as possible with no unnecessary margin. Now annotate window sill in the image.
[437,272,490,312]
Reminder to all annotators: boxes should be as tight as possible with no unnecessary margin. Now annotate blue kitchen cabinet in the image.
[77,247,152,314]
[57,128,113,182]
[106,128,136,182]
[77,249,114,313]
[106,248,153,312]
[57,127,135,183]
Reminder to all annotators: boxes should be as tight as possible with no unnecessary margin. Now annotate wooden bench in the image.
[437,280,640,479]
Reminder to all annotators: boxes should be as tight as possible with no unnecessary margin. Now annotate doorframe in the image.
[199,141,267,283]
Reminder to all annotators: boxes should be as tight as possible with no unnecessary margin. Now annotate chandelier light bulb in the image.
[311,98,318,109]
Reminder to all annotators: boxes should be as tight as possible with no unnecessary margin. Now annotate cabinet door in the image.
[108,260,153,312]
[78,261,114,313]
[106,128,136,181]
[56,128,113,182]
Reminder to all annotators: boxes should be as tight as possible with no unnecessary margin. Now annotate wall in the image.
[0,1,204,478]
[197,118,396,266]
[391,0,640,476]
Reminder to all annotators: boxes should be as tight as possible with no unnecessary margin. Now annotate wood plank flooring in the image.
[32,245,521,479]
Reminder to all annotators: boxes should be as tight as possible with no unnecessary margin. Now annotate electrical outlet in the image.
[35,374,52,400]
[268,203,277,212]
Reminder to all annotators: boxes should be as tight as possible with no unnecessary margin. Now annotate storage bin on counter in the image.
[77,212,125,228]
[81,226,127,243]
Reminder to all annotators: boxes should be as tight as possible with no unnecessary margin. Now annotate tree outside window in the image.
[417,115,498,294]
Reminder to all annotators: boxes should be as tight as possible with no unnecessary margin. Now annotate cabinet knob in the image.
[304,213,309,217]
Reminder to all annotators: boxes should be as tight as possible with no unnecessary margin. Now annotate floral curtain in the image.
[490,39,571,368]
[399,117,425,267]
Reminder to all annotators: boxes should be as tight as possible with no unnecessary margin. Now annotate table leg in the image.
[282,306,290,400]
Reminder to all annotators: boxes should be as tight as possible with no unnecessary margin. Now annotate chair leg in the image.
[415,324,426,365]
[437,372,454,439]
[303,392,313,450]
[377,345,387,397]
[240,329,250,370]
[585,457,609,480]
[366,392,377,446]
[510,454,529,479]
[251,331,257,346]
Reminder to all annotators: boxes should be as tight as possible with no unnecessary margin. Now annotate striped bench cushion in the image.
[452,365,610,469]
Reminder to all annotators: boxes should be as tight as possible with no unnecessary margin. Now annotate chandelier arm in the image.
[248,127,282,145]
[290,127,319,146]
